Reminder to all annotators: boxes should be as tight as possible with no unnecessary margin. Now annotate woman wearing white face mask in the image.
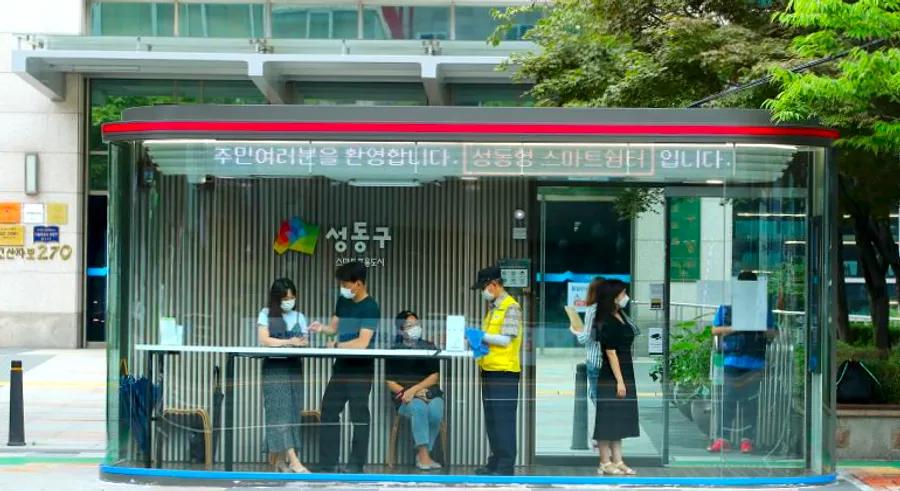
[592,279,640,476]
[257,278,310,473]
[385,311,444,470]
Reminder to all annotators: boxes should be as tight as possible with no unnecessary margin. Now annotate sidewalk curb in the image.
[0,455,103,465]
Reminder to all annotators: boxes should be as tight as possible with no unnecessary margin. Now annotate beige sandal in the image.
[288,461,310,474]
[598,462,624,475]
[615,461,636,475]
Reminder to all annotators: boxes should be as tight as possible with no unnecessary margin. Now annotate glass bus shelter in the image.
[101,105,839,486]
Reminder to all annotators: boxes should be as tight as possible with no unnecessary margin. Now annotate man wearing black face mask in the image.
[308,261,379,474]
[385,311,443,470]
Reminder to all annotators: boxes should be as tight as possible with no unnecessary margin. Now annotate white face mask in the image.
[403,325,422,341]
[280,299,295,311]
[340,286,354,299]
[617,294,630,309]
[482,288,495,302]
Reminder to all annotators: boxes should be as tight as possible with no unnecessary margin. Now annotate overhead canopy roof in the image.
[11,35,529,104]
[103,106,836,185]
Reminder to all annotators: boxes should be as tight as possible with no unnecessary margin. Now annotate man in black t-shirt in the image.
[385,311,443,470]
[309,261,379,474]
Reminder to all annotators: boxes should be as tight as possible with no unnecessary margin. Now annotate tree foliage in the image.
[492,0,794,109]
[765,0,900,351]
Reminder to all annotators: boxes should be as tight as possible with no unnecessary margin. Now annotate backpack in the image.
[836,360,883,404]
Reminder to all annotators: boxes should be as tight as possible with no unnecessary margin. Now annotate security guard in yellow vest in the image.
[471,266,522,476]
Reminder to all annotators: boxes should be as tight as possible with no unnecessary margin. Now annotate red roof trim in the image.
[101,121,840,140]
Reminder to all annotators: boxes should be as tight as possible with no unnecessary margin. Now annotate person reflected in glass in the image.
[569,277,605,403]
[257,278,309,473]
[385,311,444,471]
[592,279,639,476]
[308,261,379,474]
[708,270,777,454]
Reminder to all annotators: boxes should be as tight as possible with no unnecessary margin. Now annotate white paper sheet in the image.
[159,317,184,345]
[731,277,768,331]
[445,315,466,352]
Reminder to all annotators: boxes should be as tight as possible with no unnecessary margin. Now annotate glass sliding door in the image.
[534,188,664,465]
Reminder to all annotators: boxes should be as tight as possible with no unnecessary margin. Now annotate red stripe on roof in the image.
[101,121,840,139]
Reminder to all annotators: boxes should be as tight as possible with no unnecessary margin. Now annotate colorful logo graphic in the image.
[274,217,320,255]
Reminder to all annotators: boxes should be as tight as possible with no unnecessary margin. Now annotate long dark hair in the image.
[592,279,628,337]
[267,277,297,318]
[585,277,604,306]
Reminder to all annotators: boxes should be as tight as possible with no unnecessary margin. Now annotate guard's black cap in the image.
[471,266,502,290]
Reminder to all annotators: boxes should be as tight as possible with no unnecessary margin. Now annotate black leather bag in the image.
[836,360,883,404]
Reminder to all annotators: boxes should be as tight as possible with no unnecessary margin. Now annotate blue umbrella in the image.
[119,374,163,458]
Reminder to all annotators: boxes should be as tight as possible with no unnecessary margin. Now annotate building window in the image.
[90,2,175,36]
[365,6,450,40]
[87,1,545,40]
[448,84,533,107]
[291,82,427,106]
[179,3,265,38]
[89,79,265,189]
[454,6,540,41]
[272,4,359,39]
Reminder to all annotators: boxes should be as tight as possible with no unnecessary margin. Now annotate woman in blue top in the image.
[257,278,309,473]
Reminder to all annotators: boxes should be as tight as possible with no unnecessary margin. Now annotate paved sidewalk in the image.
[0,348,106,452]
[0,349,897,490]
[842,462,900,491]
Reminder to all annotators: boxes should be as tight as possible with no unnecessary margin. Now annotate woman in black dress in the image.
[592,279,639,476]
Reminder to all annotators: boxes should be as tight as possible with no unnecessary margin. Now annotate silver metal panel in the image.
[127,176,532,467]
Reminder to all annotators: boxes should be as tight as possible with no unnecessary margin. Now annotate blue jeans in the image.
[398,397,444,450]
[586,363,600,404]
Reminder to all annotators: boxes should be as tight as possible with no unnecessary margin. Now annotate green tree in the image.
[492,0,794,109]
[765,0,900,352]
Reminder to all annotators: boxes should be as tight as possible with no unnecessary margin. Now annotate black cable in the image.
[688,38,888,108]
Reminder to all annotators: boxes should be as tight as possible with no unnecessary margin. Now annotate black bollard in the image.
[7,360,25,446]
[570,362,589,450]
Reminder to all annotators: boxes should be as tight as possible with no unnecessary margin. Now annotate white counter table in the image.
[134,344,473,470]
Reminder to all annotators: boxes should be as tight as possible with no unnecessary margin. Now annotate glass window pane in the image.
[179,4,264,38]
[455,6,542,41]
[90,2,175,36]
[201,80,268,104]
[272,4,359,39]
[89,153,109,191]
[364,6,449,40]
[89,123,107,152]
[90,80,179,145]
[454,6,497,41]
[292,82,426,106]
[449,84,533,107]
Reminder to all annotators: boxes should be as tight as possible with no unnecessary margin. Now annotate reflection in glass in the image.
[179,3,264,38]
[364,6,449,40]
[272,5,359,39]
[454,6,541,41]
[90,2,175,36]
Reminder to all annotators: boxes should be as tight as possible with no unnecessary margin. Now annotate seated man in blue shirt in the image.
[708,270,777,454]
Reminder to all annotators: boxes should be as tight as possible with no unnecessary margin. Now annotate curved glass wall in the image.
[104,123,836,484]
